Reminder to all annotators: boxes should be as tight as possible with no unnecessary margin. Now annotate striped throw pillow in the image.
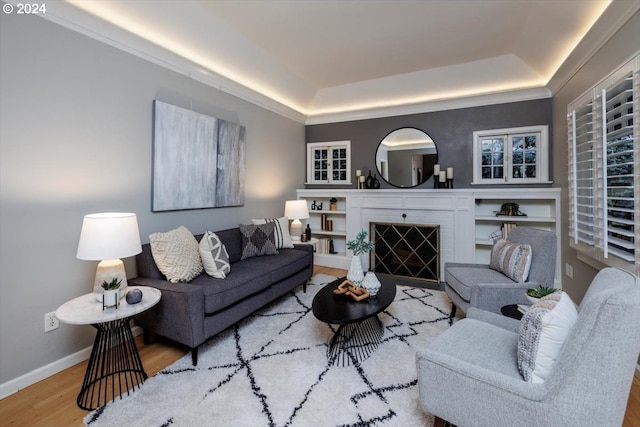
[489,238,532,283]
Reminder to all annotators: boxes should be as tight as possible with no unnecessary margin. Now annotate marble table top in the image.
[56,286,161,325]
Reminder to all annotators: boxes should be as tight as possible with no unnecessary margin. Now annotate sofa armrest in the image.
[129,277,206,348]
[293,242,314,253]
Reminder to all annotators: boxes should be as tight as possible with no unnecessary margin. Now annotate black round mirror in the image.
[375,128,437,188]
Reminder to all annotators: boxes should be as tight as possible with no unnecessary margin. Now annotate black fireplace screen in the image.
[369,223,440,283]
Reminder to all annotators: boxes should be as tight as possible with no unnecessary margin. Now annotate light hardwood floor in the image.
[1,266,638,426]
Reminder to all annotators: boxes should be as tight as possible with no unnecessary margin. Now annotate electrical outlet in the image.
[565,263,574,279]
[44,312,59,333]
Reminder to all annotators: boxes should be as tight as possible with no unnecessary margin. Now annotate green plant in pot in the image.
[101,277,122,308]
[526,285,559,303]
[500,202,520,216]
[329,197,338,211]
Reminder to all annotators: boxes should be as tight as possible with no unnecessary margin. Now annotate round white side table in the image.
[56,286,161,410]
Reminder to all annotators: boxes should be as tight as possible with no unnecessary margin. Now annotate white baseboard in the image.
[0,326,142,400]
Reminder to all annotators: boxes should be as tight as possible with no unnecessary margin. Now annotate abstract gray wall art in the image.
[152,100,245,211]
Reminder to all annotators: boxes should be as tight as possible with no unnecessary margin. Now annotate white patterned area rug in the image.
[85,274,459,427]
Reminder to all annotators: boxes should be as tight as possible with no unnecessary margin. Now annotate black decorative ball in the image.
[126,289,143,304]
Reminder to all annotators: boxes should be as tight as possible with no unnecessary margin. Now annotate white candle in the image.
[359,175,366,182]
[447,167,454,179]
[439,171,446,182]
[356,169,362,176]
[434,164,440,175]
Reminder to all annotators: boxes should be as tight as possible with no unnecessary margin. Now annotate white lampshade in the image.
[77,213,142,300]
[284,200,309,241]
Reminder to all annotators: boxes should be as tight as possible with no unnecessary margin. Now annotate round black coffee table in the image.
[312,277,396,366]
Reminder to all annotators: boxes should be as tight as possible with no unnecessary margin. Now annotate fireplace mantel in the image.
[297,188,561,286]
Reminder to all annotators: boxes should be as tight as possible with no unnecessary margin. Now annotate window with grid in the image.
[568,54,639,275]
[472,125,549,184]
[306,141,351,185]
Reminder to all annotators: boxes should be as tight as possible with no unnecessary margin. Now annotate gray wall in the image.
[0,12,304,384]
[551,10,640,304]
[306,99,552,189]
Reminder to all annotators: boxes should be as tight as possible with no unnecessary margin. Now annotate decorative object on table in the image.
[526,285,560,304]
[152,100,245,211]
[77,212,142,301]
[433,164,440,188]
[284,200,309,242]
[433,164,454,188]
[346,230,375,286]
[358,174,366,189]
[497,202,527,216]
[310,200,318,210]
[355,170,363,189]
[329,197,338,211]
[332,279,370,301]
[101,278,121,310]
[361,271,382,296]
[126,288,143,304]
[305,224,312,241]
[446,167,454,188]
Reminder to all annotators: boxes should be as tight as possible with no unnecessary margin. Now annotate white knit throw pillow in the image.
[149,226,203,283]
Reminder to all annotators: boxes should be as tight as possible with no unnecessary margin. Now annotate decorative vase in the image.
[347,255,364,286]
[362,271,381,296]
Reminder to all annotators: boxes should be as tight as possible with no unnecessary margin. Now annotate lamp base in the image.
[93,259,128,301]
[290,219,303,241]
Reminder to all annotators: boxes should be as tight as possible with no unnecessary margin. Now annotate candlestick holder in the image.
[447,178,454,188]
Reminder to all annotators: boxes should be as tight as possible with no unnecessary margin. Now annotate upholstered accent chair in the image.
[445,226,557,317]
[416,267,640,427]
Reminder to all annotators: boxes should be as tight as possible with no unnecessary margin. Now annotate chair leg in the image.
[191,347,198,366]
[449,304,457,325]
[434,416,446,427]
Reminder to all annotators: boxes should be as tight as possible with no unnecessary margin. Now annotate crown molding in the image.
[29,1,307,124]
[305,87,552,125]
[547,0,640,95]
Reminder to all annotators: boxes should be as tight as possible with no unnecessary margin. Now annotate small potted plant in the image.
[526,285,559,304]
[101,277,122,308]
[329,197,338,211]
[346,230,375,285]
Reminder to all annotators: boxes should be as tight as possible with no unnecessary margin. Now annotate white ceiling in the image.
[37,0,639,123]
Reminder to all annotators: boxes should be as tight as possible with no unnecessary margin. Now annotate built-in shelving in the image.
[297,190,349,269]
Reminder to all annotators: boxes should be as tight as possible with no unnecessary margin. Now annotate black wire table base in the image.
[77,317,148,410]
[327,316,384,367]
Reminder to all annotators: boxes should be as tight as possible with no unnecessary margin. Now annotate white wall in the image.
[0,12,305,385]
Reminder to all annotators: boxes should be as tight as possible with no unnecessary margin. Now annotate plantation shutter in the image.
[568,53,639,275]
[569,95,597,247]
[601,67,637,263]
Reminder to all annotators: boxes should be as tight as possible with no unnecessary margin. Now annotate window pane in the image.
[494,167,503,179]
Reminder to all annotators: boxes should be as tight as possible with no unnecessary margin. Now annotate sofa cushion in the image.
[517,291,578,383]
[252,217,294,249]
[199,231,231,279]
[446,265,514,302]
[149,226,203,283]
[239,223,278,260]
[489,238,532,283]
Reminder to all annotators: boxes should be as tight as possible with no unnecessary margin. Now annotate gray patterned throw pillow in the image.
[239,222,278,260]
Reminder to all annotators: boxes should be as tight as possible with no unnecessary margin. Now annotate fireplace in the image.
[369,222,440,284]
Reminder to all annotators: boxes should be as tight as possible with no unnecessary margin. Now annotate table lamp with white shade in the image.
[76,212,142,301]
[284,200,309,241]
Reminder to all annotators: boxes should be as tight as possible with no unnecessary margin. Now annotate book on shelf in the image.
[502,222,517,239]
[315,237,334,254]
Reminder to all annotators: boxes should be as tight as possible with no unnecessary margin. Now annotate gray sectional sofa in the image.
[130,227,313,365]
